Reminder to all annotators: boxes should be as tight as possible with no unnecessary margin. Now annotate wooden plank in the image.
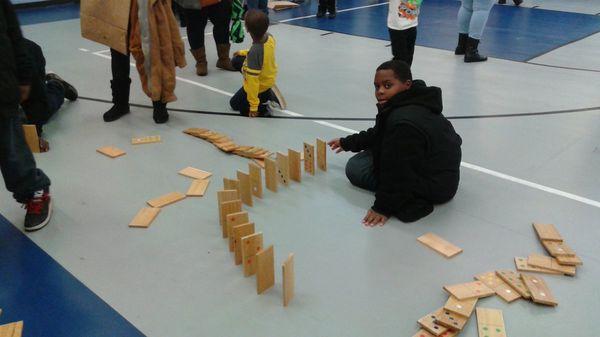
[283,253,295,307]
[226,211,250,251]
[496,270,532,299]
[475,271,522,303]
[233,223,255,265]
[521,273,558,306]
[443,281,495,300]
[97,146,126,158]
[186,179,210,197]
[417,308,449,336]
[179,167,212,180]
[533,223,563,242]
[256,245,275,294]
[434,309,469,331]
[265,157,278,192]
[128,207,161,228]
[236,171,253,207]
[476,308,506,337]
[288,149,302,182]
[217,190,239,227]
[249,163,263,198]
[222,178,241,199]
[0,321,23,337]
[241,232,264,277]
[253,158,266,169]
[527,254,576,276]
[147,192,186,208]
[23,124,40,153]
[443,296,477,317]
[131,135,161,145]
[316,139,327,171]
[417,233,462,258]
[220,200,242,238]
[542,240,576,257]
[276,152,290,186]
[514,257,562,275]
[303,142,315,175]
[556,254,583,266]
[412,329,457,337]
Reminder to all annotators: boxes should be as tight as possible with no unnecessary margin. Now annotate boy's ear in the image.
[404,79,413,89]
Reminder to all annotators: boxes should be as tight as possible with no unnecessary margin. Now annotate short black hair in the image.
[245,10,269,39]
[376,60,412,82]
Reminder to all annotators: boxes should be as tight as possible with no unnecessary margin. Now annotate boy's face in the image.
[374,69,412,106]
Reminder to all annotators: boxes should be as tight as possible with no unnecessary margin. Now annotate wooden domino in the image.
[288,149,302,182]
[147,192,186,208]
[265,157,278,192]
[514,257,561,275]
[475,271,522,303]
[520,273,558,306]
[241,232,264,277]
[97,146,126,158]
[179,167,212,180]
[533,223,563,242]
[282,253,295,307]
[555,254,583,266]
[249,163,263,198]
[443,295,477,317]
[233,223,255,265]
[222,178,241,199]
[495,270,531,299]
[236,171,253,207]
[226,211,249,251]
[187,179,210,197]
[542,240,576,257]
[256,245,275,294]
[527,254,576,276]
[23,124,41,153]
[303,142,315,175]
[476,308,506,337]
[128,207,161,228]
[316,138,327,171]
[412,330,457,337]
[434,309,469,331]
[0,321,23,337]
[417,233,462,258]
[253,158,266,169]
[217,190,240,226]
[443,281,494,300]
[220,200,242,238]
[131,135,161,145]
[276,152,290,186]
[417,308,449,336]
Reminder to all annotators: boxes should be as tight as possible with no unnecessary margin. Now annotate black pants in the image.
[319,0,336,11]
[345,150,378,192]
[229,55,271,116]
[184,1,232,50]
[110,48,131,81]
[388,27,417,66]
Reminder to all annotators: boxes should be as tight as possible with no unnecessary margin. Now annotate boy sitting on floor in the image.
[230,10,282,117]
[328,60,462,226]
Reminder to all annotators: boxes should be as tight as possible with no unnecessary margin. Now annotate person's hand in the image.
[362,209,388,227]
[249,110,259,118]
[233,50,242,57]
[19,85,31,103]
[328,138,344,153]
[39,138,50,152]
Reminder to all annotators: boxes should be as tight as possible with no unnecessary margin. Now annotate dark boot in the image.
[513,0,522,5]
[464,37,487,63]
[454,33,468,55]
[498,0,506,4]
[152,101,169,124]
[103,78,131,122]
[190,48,208,76]
[46,73,78,101]
[316,3,326,17]
[327,0,336,18]
[216,44,236,71]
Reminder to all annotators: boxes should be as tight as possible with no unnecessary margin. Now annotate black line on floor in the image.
[385,44,391,47]
[532,5,539,9]
[524,61,600,73]
[321,32,334,36]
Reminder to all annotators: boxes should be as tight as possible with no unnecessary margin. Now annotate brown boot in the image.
[190,48,208,76]
[216,44,236,71]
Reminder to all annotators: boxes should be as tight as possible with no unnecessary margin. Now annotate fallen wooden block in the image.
[417,233,462,258]
[129,207,161,228]
[514,257,561,275]
[434,308,469,331]
[220,200,242,238]
[527,254,576,276]
[282,253,295,307]
[23,124,40,153]
[265,157,278,192]
[179,167,212,180]
[476,308,507,337]
[556,254,583,266]
[533,223,562,242]
[131,135,161,145]
[217,190,240,227]
[147,192,186,208]
[267,0,300,10]
[233,223,255,265]
[443,281,495,300]
[237,170,253,207]
[187,179,210,197]
[257,245,275,294]
[417,308,449,336]
[97,146,126,158]
[475,271,522,303]
[521,273,558,306]
[496,270,532,299]
[303,142,315,175]
[316,138,327,171]
[0,321,23,337]
[412,329,457,337]
[542,240,576,257]
[444,295,477,318]
[242,232,264,277]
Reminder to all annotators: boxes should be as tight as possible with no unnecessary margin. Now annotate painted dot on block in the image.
[533,279,539,283]
[456,304,463,309]
[506,289,512,294]
[540,292,546,297]
[483,326,489,331]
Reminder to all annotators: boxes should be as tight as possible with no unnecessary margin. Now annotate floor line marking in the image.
[279,2,389,23]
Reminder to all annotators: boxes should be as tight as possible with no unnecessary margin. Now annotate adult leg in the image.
[186,8,209,76]
[210,1,236,71]
[317,0,327,17]
[103,49,132,122]
[455,0,473,55]
[345,150,378,192]
[464,0,494,62]
[327,0,336,18]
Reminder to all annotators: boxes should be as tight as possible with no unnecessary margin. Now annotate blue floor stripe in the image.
[0,214,145,337]
[16,3,79,26]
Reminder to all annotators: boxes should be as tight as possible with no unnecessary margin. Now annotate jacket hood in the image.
[379,80,443,115]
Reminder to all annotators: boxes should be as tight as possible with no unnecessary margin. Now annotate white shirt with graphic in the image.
[388,0,421,31]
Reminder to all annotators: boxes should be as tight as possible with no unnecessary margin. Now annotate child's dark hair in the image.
[245,10,269,39]
[376,60,412,82]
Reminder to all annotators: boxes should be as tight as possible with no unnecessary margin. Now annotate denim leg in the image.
[468,0,495,39]
[457,0,474,35]
[345,150,378,192]
[230,87,250,116]
[45,79,65,120]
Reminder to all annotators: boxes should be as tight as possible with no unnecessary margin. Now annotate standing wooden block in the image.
[303,143,315,175]
[233,223,255,265]
[220,200,242,238]
[132,135,161,145]
[476,308,507,337]
[179,167,212,180]
[265,157,278,192]
[443,281,494,300]
[249,163,263,198]
[23,124,40,153]
[0,321,23,337]
[241,232,264,277]
[282,253,295,307]
[223,178,241,199]
[417,308,449,336]
[288,149,302,182]
[147,192,186,208]
[556,254,583,266]
[256,245,275,294]
[97,146,126,158]
[434,309,469,331]
[520,273,558,306]
[443,295,477,317]
[226,211,249,251]
[316,138,327,171]
[533,223,563,242]
[496,270,532,299]
[236,171,253,207]
[475,271,522,303]
[542,240,576,257]
[417,233,462,258]
[527,254,576,276]
[187,179,210,197]
[514,257,561,275]
[129,207,161,228]
[276,152,290,186]
[218,190,240,226]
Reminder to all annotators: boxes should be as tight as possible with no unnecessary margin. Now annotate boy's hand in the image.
[328,138,344,153]
[39,138,50,152]
[249,110,259,118]
[362,209,388,227]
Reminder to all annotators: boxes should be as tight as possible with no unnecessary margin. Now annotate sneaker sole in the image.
[25,199,53,232]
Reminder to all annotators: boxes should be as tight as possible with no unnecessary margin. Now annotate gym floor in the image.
[1,0,600,336]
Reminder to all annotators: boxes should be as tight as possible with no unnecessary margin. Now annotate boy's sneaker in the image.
[46,73,78,101]
[24,188,52,232]
[328,8,336,18]
[316,6,326,18]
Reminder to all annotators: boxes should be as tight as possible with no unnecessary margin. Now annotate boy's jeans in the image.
[345,150,378,192]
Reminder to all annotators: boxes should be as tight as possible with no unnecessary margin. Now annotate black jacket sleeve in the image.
[372,123,427,216]
[339,127,377,152]
[3,0,32,85]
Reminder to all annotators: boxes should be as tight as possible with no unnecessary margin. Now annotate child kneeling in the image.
[329,60,462,226]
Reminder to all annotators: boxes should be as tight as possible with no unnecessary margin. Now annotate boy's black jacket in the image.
[340,80,462,222]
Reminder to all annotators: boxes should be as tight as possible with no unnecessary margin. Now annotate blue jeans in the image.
[246,0,268,15]
[229,55,272,116]
[457,0,495,40]
[345,150,378,192]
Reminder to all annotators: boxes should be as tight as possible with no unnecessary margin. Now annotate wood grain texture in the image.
[476,308,506,337]
[417,233,462,258]
[283,253,295,307]
[237,171,253,207]
[147,192,186,208]
[496,270,532,299]
[233,223,255,265]
[226,211,250,251]
[220,200,242,238]
[303,143,315,175]
[257,245,275,294]
[249,163,263,198]
[265,157,278,192]
[179,167,212,180]
[186,179,210,197]
[475,271,522,303]
[521,273,558,306]
[443,281,495,300]
[533,223,563,242]
[242,232,264,277]
[316,139,327,171]
[128,207,161,228]
[96,146,126,158]
[131,135,161,145]
[288,149,302,182]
